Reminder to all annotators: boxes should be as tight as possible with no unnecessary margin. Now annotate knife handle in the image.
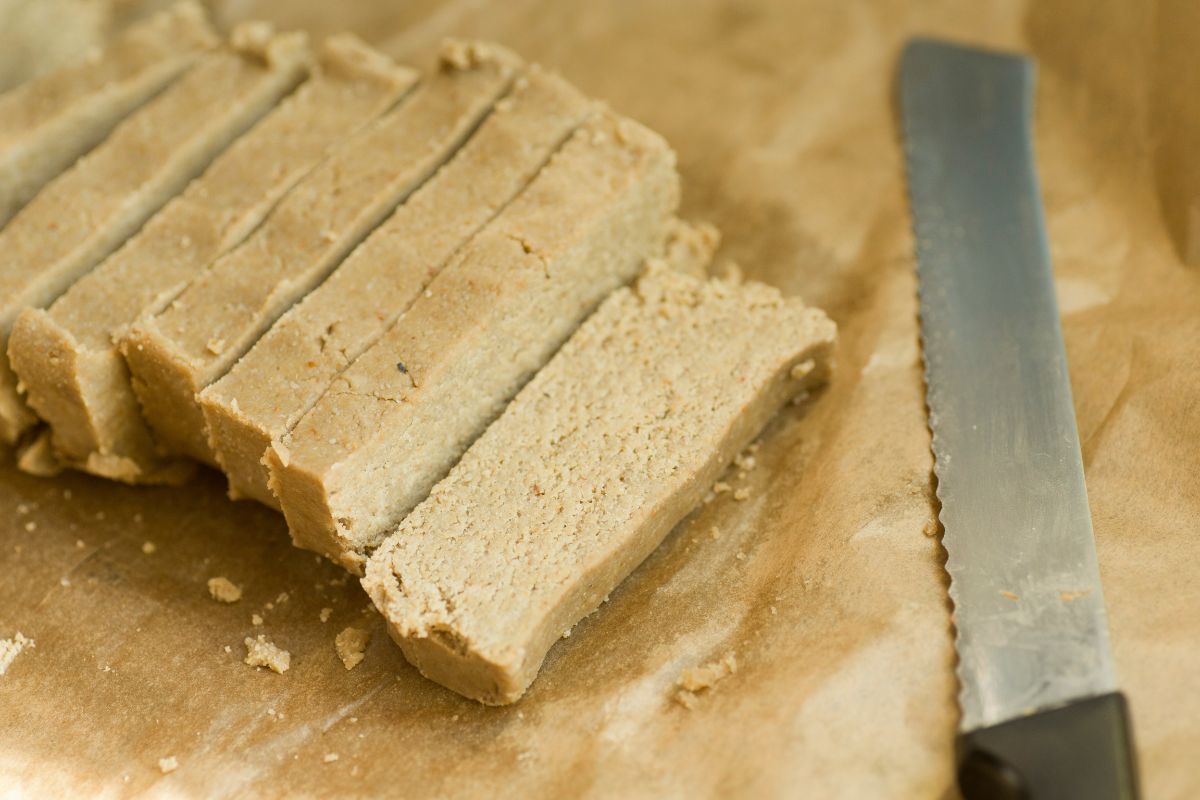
[956,692,1139,800]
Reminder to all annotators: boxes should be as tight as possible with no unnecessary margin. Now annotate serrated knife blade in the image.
[899,38,1139,799]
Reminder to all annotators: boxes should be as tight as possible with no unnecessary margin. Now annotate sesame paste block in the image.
[201,65,593,506]
[268,111,680,572]
[365,265,836,704]
[0,1,217,225]
[121,41,521,464]
[8,35,415,483]
[0,23,311,444]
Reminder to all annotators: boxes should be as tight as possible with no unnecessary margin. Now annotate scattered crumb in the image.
[275,592,289,604]
[23,521,35,532]
[999,591,1019,601]
[1060,590,1091,603]
[206,337,226,355]
[319,607,333,623]
[323,753,339,764]
[157,756,178,774]
[790,359,816,380]
[207,577,242,604]
[223,645,232,654]
[0,632,34,675]
[561,627,572,639]
[244,636,290,674]
[335,627,370,670]
[16,503,29,515]
[349,716,358,723]
[60,577,70,587]
[735,551,746,561]
[265,602,274,611]
[674,653,738,708]
[734,453,757,471]
[251,614,263,626]
[142,541,156,554]
[770,605,778,615]
[710,526,721,540]
[712,481,732,494]
[733,488,751,501]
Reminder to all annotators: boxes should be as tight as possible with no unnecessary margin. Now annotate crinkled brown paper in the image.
[1,1,1197,796]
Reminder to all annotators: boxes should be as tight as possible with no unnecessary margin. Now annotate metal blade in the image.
[899,38,1118,733]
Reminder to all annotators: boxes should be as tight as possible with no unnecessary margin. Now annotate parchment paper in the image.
[2,1,1197,797]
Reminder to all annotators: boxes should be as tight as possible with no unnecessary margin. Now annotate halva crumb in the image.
[207,577,242,604]
[335,627,370,670]
[244,635,290,673]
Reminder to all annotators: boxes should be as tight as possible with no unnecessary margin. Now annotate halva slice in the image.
[0,1,217,225]
[364,265,836,704]
[268,111,680,572]
[8,35,415,483]
[121,40,521,464]
[201,65,593,506]
[0,25,311,444]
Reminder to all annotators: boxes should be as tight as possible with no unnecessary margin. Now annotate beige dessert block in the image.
[0,1,217,225]
[0,25,311,445]
[268,111,680,573]
[8,36,416,484]
[201,66,593,507]
[121,41,521,465]
[363,266,836,704]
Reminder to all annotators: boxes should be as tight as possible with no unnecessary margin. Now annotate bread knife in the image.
[899,38,1140,799]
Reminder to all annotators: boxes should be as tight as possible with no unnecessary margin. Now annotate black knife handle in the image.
[956,692,1139,800]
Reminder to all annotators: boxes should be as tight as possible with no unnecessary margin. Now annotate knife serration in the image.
[899,39,1117,733]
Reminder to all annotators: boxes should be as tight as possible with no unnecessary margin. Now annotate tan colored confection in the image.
[243,635,290,673]
[0,0,111,93]
[201,65,594,507]
[207,577,242,603]
[334,627,370,670]
[8,36,416,485]
[121,40,522,465]
[363,266,835,704]
[0,25,312,445]
[660,219,721,278]
[269,111,680,573]
[0,1,217,225]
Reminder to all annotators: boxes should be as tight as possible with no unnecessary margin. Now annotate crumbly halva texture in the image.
[8,35,416,485]
[674,652,738,709]
[0,632,34,676]
[121,39,522,465]
[157,756,179,774]
[0,1,217,226]
[363,265,835,704]
[244,635,290,673]
[0,26,312,445]
[335,627,370,670]
[207,577,242,603]
[201,65,594,507]
[269,110,680,573]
